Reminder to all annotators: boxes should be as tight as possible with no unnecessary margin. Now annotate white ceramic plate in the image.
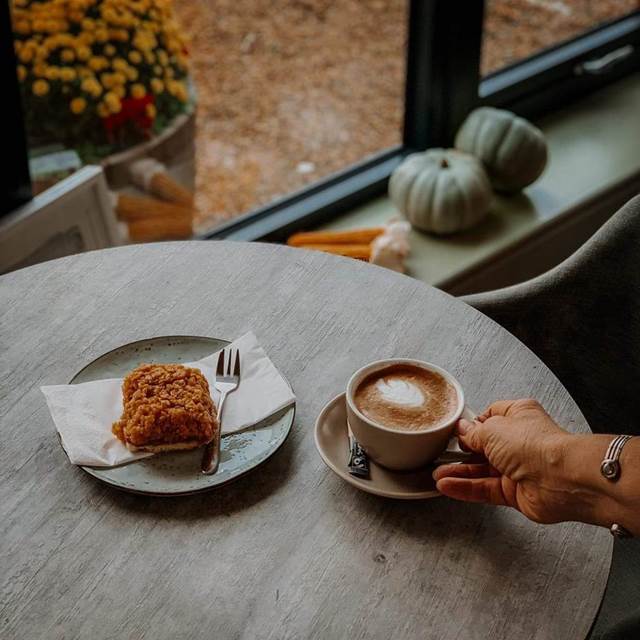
[67,336,295,496]
[314,393,475,500]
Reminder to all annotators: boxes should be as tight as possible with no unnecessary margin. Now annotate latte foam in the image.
[354,364,458,431]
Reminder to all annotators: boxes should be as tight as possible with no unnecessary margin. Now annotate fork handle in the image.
[201,391,227,475]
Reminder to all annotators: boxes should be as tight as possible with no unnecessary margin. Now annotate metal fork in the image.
[201,348,240,475]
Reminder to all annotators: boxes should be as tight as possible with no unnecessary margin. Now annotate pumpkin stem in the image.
[440,157,449,169]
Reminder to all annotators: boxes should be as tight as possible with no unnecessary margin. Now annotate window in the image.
[4,1,640,239]
[174,0,408,234]
[483,0,640,76]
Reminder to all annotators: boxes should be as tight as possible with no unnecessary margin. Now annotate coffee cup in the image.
[346,358,466,471]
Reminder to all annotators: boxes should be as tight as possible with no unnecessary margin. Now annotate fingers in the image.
[435,476,508,506]
[476,399,519,422]
[456,418,487,453]
[433,463,499,482]
[477,398,543,421]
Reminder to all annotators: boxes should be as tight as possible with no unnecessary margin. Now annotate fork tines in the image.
[217,348,240,379]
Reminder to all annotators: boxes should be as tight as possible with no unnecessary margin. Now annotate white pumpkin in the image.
[455,106,548,192]
[388,148,492,235]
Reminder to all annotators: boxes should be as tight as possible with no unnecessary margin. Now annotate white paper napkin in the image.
[41,332,296,467]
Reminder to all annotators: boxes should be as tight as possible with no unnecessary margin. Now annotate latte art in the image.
[354,364,458,431]
[375,378,425,407]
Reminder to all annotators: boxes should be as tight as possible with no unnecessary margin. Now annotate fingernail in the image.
[458,418,472,435]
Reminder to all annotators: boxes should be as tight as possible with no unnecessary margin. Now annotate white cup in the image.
[346,358,465,471]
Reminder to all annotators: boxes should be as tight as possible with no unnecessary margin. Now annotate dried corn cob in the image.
[115,193,192,223]
[148,172,194,207]
[127,216,193,241]
[130,158,195,207]
[287,227,385,247]
[297,243,371,261]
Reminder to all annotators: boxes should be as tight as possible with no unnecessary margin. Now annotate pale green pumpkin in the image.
[388,148,492,235]
[455,106,548,192]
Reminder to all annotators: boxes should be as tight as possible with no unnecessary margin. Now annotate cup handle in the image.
[433,438,472,465]
[433,406,476,465]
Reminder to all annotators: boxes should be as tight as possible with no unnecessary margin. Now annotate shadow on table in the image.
[88,435,295,520]
[347,482,550,565]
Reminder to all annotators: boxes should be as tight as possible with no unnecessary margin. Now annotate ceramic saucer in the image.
[314,393,475,500]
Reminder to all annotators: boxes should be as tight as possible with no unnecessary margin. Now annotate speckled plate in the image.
[68,336,295,496]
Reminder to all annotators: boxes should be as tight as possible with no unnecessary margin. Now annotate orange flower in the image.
[70,97,87,114]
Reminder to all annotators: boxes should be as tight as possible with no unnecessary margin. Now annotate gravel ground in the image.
[173,0,638,231]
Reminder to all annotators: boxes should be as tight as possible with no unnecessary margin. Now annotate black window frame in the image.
[4,0,640,234]
[2,0,31,217]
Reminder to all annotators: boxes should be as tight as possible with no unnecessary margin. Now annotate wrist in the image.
[555,434,615,527]
[559,434,639,533]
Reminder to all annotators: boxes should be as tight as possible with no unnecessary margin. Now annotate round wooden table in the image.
[0,242,612,640]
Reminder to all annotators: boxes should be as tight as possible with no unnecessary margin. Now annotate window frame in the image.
[4,1,640,234]
[481,11,640,118]
[2,0,31,217]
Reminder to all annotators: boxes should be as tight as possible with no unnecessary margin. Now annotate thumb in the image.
[456,418,487,454]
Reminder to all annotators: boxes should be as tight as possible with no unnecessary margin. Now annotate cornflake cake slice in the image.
[112,363,218,453]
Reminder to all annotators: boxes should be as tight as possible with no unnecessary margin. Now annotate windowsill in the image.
[318,73,640,294]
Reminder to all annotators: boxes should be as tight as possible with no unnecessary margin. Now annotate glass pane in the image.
[174,0,407,232]
[482,0,640,77]
[11,0,407,240]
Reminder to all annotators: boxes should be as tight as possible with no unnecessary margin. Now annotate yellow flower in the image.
[45,66,61,81]
[70,97,86,114]
[18,48,33,63]
[60,67,77,82]
[175,54,188,70]
[125,66,138,81]
[77,30,94,45]
[14,20,31,35]
[104,91,121,113]
[112,71,127,85]
[32,79,49,96]
[112,58,128,71]
[130,83,145,99]
[17,65,27,82]
[128,50,142,64]
[113,85,125,98]
[157,49,168,66]
[95,28,109,42]
[153,65,162,76]
[81,77,102,97]
[145,103,156,119]
[150,78,163,94]
[110,29,129,42]
[88,56,108,71]
[61,49,75,63]
[82,18,96,31]
[104,44,116,57]
[164,66,174,79]
[175,83,188,102]
[76,45,92,61]
[33,62,48,77]
[96,102,109,118]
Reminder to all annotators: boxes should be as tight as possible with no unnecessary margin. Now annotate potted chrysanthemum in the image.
[12,0,193,167]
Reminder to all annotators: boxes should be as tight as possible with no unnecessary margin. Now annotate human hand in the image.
[433,399,597,524]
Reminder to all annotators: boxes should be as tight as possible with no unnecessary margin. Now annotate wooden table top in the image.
[0,241,612,640]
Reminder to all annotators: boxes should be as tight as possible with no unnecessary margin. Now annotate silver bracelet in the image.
[600,435,633,481]
[600,435,634,538]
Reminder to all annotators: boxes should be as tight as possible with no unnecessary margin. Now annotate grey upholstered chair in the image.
[462,193,640,640]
